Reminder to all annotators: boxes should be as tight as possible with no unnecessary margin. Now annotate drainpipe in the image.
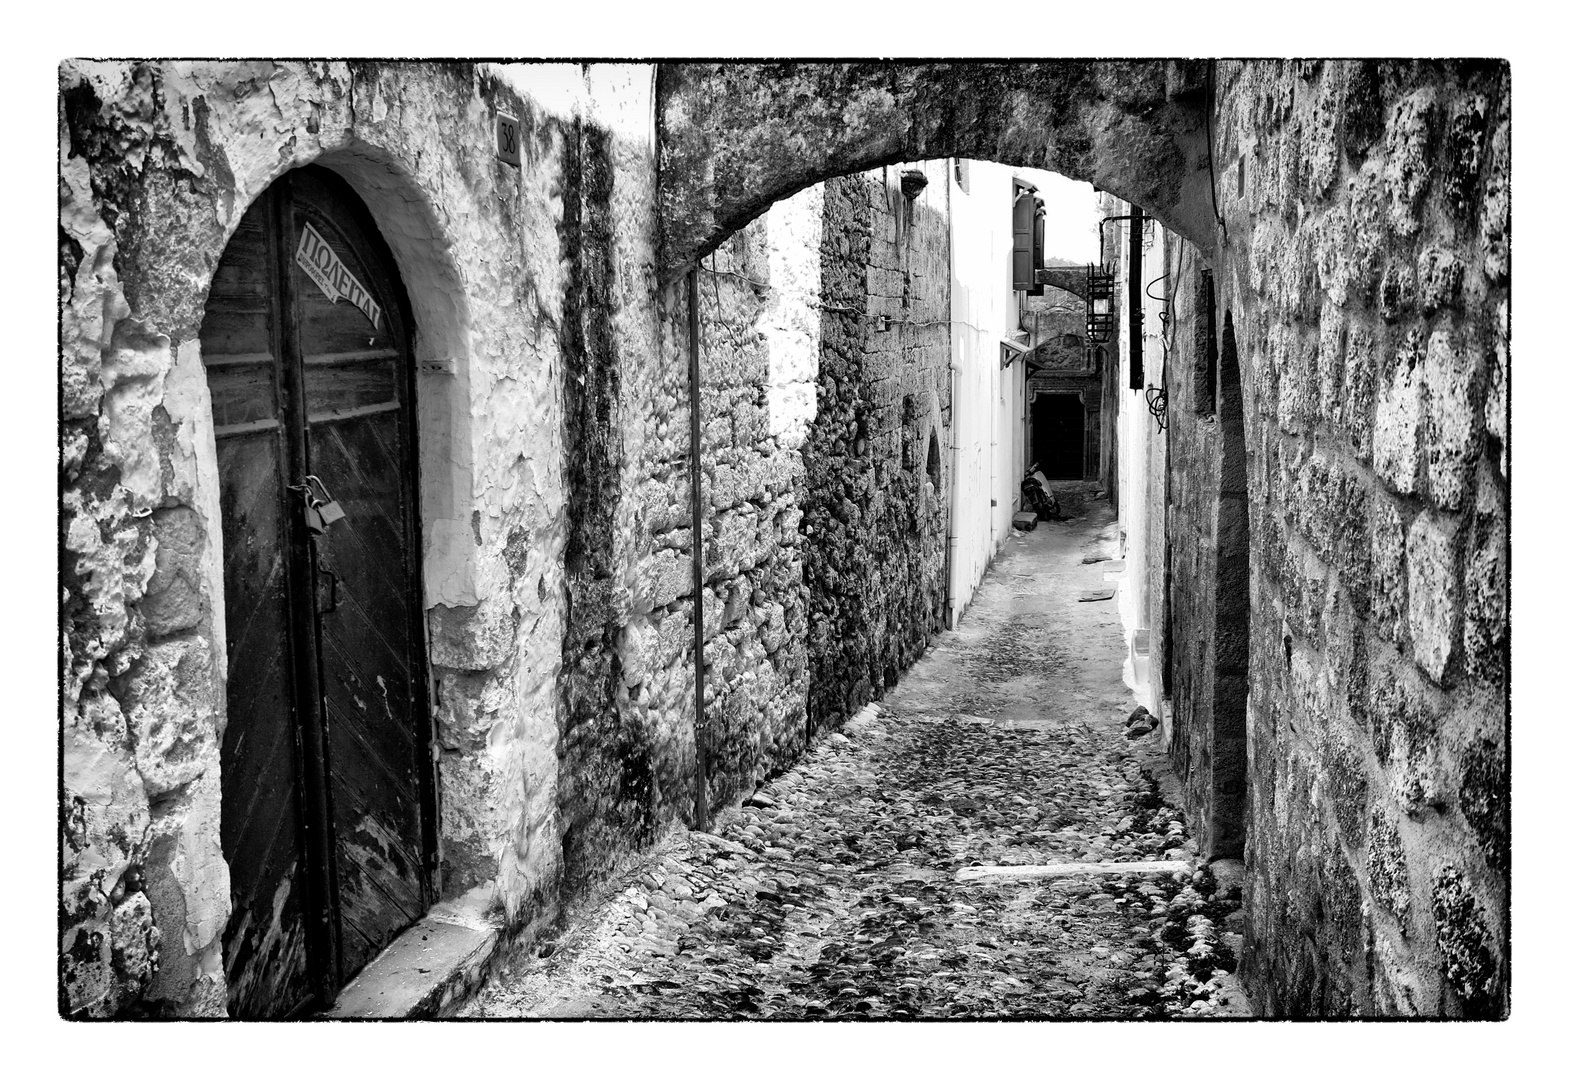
[647,63,658,152]
[943,160,961,630]
[686,268,709,832]
[1128,205,1144,389]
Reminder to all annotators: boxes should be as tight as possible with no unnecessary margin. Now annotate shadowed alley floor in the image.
[461,497,1250,1019]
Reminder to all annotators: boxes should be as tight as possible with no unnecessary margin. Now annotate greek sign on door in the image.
[295,221,383,330]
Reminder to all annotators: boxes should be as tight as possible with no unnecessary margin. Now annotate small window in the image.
[926,427,942,489]
[953,159,970,194]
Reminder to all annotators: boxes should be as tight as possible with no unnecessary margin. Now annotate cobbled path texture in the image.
[462,496,1250,1019]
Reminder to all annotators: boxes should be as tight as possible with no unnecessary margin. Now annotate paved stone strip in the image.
[955,860,1193,883]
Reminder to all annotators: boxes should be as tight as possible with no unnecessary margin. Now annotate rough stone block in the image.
[119,636,217,798]
[1417,246,1463,315]
[1457,733,1507,875]
[1462,491,1506,686]
[1278,333,1318,435]
[1386,90,1436,237]
[651,608,693,670]
[1422,328,1481,512]
[1370,660,1438,814]
[1342,323,1377,463]
[1335,467,1372,612]
[708,463,745,512]
[1341,61,1384,159]
[1322,724,1368,847]
[1430,863,1503,1017]
[1344,164,1389,302]
[1481,120,1510,283]
[1316,305,1347,425]
[1373,330,1425,497]
[1485,300,1508,478]
[1442,94,1488,222]
[1303,80,1342,199]
[1404,511,1460,684]
[1369,495,1407,643]
[1365,805,1411,923]
[429,597,518,672]
[1378,260,1414,323]
[140,506,206,638]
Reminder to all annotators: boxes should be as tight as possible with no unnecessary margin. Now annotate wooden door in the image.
[1032,393,1085,481]
[203,166,434,1019]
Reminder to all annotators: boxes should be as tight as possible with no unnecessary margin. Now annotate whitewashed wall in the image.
[945,159,1059,627]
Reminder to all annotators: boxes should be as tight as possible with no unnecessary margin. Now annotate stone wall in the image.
[58,61,956,1017]
[59,59,608,1016]
[1208,60,1510,1017]
[802,169,951,734]
[571,208,817,892]
[656,62,1217,277]
[1160,231,1252,865]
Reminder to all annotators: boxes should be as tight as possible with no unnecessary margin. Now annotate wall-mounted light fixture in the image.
[1085,267,1115,343]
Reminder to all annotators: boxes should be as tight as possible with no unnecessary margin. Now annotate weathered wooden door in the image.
[202,165,435,1019]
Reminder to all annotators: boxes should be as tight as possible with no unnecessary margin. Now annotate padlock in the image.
[316,499,346,527]
[304,475,347,530]
[301,498,328,536]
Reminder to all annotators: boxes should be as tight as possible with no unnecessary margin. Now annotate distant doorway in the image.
[1032,393,1084,481]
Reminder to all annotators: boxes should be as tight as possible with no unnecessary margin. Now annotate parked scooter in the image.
[1022,465,1059,521]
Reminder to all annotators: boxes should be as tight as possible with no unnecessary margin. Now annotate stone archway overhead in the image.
[1037,268,1094,301]
[656,61,1216,281]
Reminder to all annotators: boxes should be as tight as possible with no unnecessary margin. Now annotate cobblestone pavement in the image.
[462,497,1250,1019]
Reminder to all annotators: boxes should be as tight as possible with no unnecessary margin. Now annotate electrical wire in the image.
[1206,60,1229,245]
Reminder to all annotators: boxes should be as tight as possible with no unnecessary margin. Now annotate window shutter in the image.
[1012,185,1034,291]
[1029,198,1046,296]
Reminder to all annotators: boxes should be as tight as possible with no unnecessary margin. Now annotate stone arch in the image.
[657,61,1217,280]
[922,384,946,495]
[925,425,942,491]
[1207,308,1251,859]
[311,142,479,611]
[180,134,482,614]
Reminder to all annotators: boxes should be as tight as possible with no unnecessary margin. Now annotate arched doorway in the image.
[201,165,436,1018]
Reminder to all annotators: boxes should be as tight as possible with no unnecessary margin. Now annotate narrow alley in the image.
[60,60,1509,1023]
[463,495,1247,1019]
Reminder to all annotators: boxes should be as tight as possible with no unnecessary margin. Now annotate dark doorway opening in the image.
[1032,393,1085,481]
[202,165,436,1018]
[1209,310,1251,860]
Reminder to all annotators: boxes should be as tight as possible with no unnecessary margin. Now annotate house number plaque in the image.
[496,112,521,167]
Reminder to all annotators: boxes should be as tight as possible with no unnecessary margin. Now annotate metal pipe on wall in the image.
[944,159,960,630]
[686,268,709,831]
[1128,204,1144,390]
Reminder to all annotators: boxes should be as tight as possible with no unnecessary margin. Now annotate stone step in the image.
[324,886,502,1018]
